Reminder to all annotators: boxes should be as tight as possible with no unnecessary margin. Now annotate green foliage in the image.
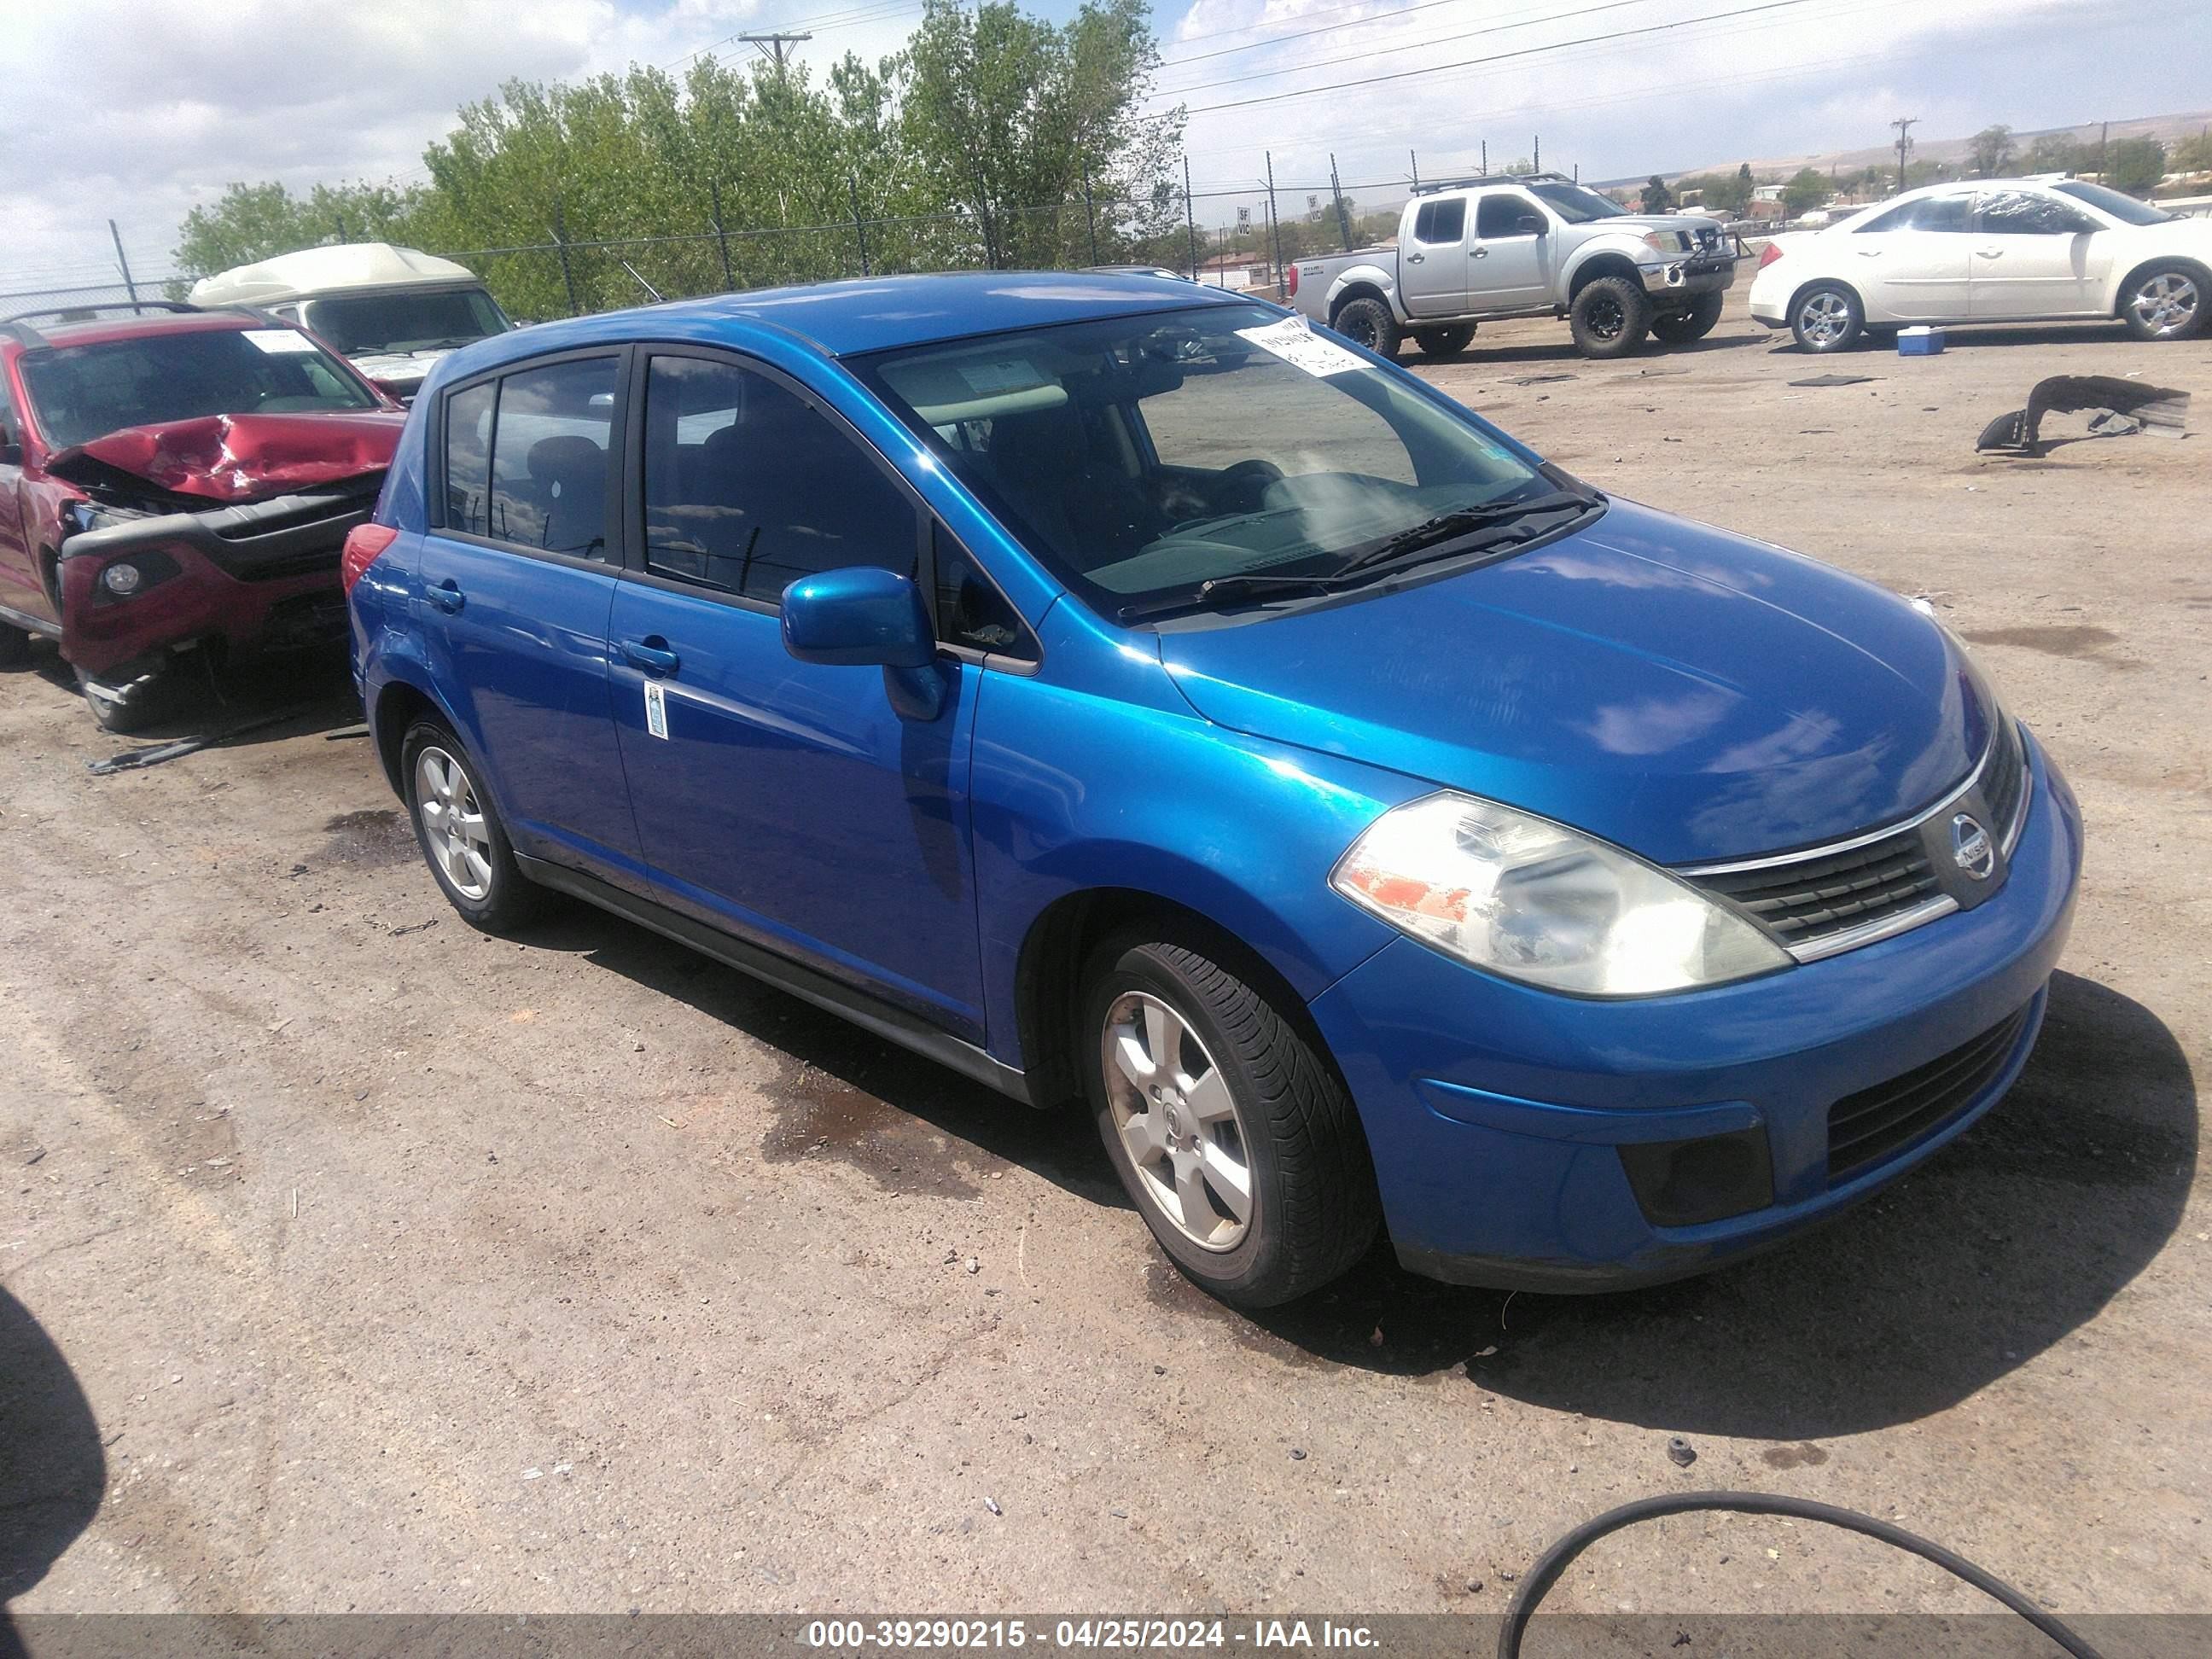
[1676,168,1752,215]
[1968,124,2014,178]
[2174,128,2212,172]
[170,0,1185,316]
[1781,167,1828,215]
[1640,174,1674,213]
[2023,132,2086,172]
[2104,137,2167,194]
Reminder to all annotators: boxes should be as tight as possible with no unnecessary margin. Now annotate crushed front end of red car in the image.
[48,409,405,681]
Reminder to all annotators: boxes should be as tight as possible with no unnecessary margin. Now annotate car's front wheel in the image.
[401,719,546,934]
[2120,263,2203,341]
[1790,282,1865,352]
[1569,276,1651,358]
[1084,930,1379,1307]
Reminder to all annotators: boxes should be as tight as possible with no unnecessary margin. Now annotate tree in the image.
[175,180,430,277]
[2023,132,2085,173]
[1781,167,1828,216]
[1641,174,1674,212]
[2175,128,2212,172]
[2104,137,2167,195]
[1969,124,2014,177]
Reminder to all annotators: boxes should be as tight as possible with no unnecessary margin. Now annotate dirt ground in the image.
[3,287,2207,1628]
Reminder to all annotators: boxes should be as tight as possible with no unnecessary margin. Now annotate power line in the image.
[1167,0,1822,115]
[1161,0,1653,72]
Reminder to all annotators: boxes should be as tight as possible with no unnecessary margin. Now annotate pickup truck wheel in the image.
[1332,298,1401,359]
[1790,282,1865,352]
[402,719,548,934]
[1084,930,1381,1308]
[1413,325,1476,358]
[1650,290,1726,344]
[1569,276,1651,358]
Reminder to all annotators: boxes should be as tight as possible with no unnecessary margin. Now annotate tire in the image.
[73,659,175,735]
[1082,929,1380,1308]
[1331,297,1402,359]
[1790,282,1865,352]
[1413,324,1476,358]
[2119,262,2204,341]
[1569,275,1652,358]
[0,626,31,668]
[1650,289,1725,344]
[400,719,546,934]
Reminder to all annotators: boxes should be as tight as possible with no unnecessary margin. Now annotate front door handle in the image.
[620,637,679,676]
[1976,247,2004,259]
[1406,252,1425,264]
[428,579,465,614]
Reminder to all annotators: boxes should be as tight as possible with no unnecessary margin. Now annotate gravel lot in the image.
[3,286,2206,1627]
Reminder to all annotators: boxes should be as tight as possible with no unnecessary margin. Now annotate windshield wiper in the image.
[1335,490,1595,575]
[1117,571,1351,622]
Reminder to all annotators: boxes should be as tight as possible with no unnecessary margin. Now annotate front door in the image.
[1969,189,2107,318]
[0,366,53,628]
[1847,191,1974,322]
[416,351,640,866]
[1468,191,1553,311]
[606,349,987,1039]
[1400,195,1469,317]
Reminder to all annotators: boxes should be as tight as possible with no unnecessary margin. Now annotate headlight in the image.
[1330,793,1790,997]
[1641,230,1685,255]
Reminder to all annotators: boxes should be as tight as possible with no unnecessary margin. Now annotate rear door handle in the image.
[1976,247,2004,258]
[428,579,465,613]
[1470,247,1487,259]
[620,637,680,676]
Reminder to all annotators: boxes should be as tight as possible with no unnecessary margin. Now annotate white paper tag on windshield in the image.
[1235,314,1366,378]
[242,327,318,355]
[643,679,669,741]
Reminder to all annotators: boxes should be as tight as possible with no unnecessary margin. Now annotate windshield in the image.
[306,288,509,356]
[1528,182,1632,223]
[19,326,380,450]
[2052,179,2172,226]
[853,303,1581,623]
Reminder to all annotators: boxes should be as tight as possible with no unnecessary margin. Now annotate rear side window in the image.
[640,354,917,603]
[1858,195,1970,233]
[1412,198,1465,246]
[486,359,617,559]
[1475,193,1541,239]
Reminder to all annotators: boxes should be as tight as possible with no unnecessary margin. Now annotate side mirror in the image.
[1515,214,1548,236]
[0,417,19,467]
[782,565,946,719]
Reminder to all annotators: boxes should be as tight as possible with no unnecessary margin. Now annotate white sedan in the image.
[1749,178,2209,352]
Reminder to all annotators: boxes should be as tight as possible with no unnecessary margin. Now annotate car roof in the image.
[6,309,271,351]
[449,271,1264,373]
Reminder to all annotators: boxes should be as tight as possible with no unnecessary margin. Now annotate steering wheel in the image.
[1217,457,1286,514]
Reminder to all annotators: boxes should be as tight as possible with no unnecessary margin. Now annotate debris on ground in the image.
[983,1496,1002,1516]
[1789,373,1877,388]
[965,1255,980,1275]
[1289,1447,1308,1461]
[86,707,309,776]
[1976,375,2190,455]
[1667,1435,1697,1468]
[1510,373,1577,387]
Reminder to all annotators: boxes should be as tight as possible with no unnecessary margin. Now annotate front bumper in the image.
[1307,732,2083,1291]
[1639,251,1739,297]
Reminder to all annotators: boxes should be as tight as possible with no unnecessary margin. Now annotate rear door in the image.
[603,347,992,1039]
[1844,193,1973,321]
[1468,191,1553,310]
[1969,189,2108,317]
[1400,196,1469,317]
[416,350,641,866]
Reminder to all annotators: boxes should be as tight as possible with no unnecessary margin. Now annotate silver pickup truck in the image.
[1287,172,1741,360]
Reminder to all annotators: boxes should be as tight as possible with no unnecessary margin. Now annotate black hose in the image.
[1498,1489,2105,1659]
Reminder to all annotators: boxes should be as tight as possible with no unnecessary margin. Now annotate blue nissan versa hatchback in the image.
[344,272,2081,1308]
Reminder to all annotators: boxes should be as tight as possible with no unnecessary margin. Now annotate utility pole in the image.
[1890,116,1918,193]
[738,32,811,74]
[108,219,140,306]
[1533,135,1540,171]
[1329,152,1352,252]
[1409,148,1420,190]
[1481,140,1488,176]
[2097,119,2110,178]
[1264,151,1284,301]
[1184,154,1199,280]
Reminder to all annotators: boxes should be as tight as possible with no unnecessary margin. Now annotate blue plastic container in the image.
[1898,325,1946,356]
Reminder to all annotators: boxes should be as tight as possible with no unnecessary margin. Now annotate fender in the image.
[1323,265,1406,324]
[1559,237,1652,301]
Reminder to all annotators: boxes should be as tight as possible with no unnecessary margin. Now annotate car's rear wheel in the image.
[1650,289,1726,344]
[0,625,31,668]
[1084,930,1379,1307]
[1569,276,1651,358]
[1413,324,1476,358]
[1790,282,1864,352]
[2120,263,2203,341]
[1331,297,1401,359]
[401,719,546,934]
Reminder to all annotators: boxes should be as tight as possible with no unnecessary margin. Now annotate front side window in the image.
[307,288,509,357]
[1476,193,1544,239]
[480,357,616,558]
[1976,190,2100,236]
[641,354,917,603]
[1412,198,1466,245]
[853,304,1585,625]
[18,325,378,451]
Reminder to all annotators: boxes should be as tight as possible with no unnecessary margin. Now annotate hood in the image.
[1155,499,1994,865]
[48,410,406,504]
[1603,214,1723,237]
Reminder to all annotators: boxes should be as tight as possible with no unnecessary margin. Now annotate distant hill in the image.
[1591,110,2212,189]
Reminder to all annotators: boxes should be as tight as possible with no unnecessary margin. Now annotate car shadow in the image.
[24,642,362,753]
[1425,330,1767,371]
[1157,970,2197,1438]
[517,904,1131,1211]
[0,1284,105,1627]
[1772,320,2139,356]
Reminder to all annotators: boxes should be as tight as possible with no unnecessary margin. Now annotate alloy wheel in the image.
[2130,272,2198,337]
[1101,990,1254,1251]
[1797,291,1852,346]
[415,745,494,901]
[1586,295,1626,341]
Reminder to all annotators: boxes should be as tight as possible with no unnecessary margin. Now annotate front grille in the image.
[1826,1004,2032,1182]
[1983,719,2026,847]
[1691,831,1942,950]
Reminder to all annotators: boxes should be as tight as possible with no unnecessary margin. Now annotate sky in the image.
[3,0,2207,292]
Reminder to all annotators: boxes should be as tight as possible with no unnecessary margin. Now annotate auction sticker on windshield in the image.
[1235,315,1365,378]
[242,329,320,355]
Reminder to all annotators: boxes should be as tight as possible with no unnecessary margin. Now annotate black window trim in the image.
[1970,189,2100,237]
[428,342,629,576]
[616,341,1040,672]
[1474,189,1543,242]
[1412,197,1465,247]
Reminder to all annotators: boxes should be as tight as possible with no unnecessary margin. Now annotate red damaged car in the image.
[0,302,405,730]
